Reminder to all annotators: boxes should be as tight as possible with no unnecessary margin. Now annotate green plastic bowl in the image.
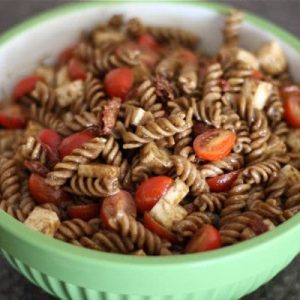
[0,2,299,300]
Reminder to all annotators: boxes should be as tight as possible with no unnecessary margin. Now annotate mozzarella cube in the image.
[150,200,187,230]
[242,79,273,110]
[24,207,60,237]
[280,164,300,185]
[55,66,71,86]
[35,66,55,86]
[161,178,189,206]
[234,48,259,70]
[56,80,84,107]
[257,41,287,75]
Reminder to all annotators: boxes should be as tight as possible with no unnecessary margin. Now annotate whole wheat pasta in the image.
[0,11,299,256]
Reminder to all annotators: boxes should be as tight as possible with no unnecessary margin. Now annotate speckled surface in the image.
[0,1,299,299]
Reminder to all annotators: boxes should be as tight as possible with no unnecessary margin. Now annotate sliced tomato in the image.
[58,129,95,158]
[28,173,70,205]
[280,85,300,101]
[101,190,137,230]
[38,129,62,166]
[249,218,268,235]
[67,203,99,221]
[185,224,222,253]
[284,93,300,128]
[104,68,134,101]
[207,170,240,193]
[12,75,43,101]
[68,58,87,81]
[138,34,160,51]
[144,212,177,242]
[251,70,263,80]
[58,46,76,65]
[135,176,173,213]
[0,105,27,129]
[175,48,198,64]
[193,129,236,161]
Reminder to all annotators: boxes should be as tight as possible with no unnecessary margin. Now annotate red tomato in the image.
[185,224,222,253]
[67,203,99,221]
[104,68,134,101]
[280,85,300,100]
[284,93,300,128]
[38,129,62,165]
[12,75,43,101]
[138,34,160,51]
[207,170,240,192]
[58,46,76,65]
[193,129,236,161]
[58,129,95,158]
[135,176,173,212]
[28,173,70,205]
[144,212,177,242]
[101,190,137,229]
[68,58,87,81]
[0,105,27,129]
[219,79,229,92]
[175,48,198,64]
[140,48,160,69]
[251,70,263,80]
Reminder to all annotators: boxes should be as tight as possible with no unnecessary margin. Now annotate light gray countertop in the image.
[0,1,299,299]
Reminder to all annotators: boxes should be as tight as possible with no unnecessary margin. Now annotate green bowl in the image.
[0,2,300,300]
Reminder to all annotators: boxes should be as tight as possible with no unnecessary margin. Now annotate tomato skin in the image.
[192,122,211,137]
[68,203,99,221]
[58,129,95,158]
[144,212,177,242]
[0,105,27,129]
[104,68,134,101]
[101,190,137,230]
[185,224,222,253]
[24,160,49,177]
[175,48,198,64]
[193,129,236,161]
[280,85,300,101]
[207,170,240,192]
[38,129,62,165]
[251,70,263,80]
[68,58,87,81]
[284,94,300,128]
[58,46,76,65]
[28,173,70,205]
[138,34,160,51]
[135,176,173,213]
[12,75,43,101]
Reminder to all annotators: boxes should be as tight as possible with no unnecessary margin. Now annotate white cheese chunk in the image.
[161,178,189,206]
[280,164,300,185]
[55,80,84,108]
[35,66,55,86]
[257,41,287,75]
[242,79,273,110]
[150,200,187,230]
[24,207,60,237]
[234,48,259,70]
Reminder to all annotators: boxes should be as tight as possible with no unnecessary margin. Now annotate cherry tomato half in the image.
[104,68,134,101]
[12,75,43,101]
[58,129,95,158]
[135,176,173,213]
[67,203,99,221]
[144,212,177,242]
[28,173,70,205]
[280,85,300,101]
[101,190,137,230]
[207,170,240,193]
[283,92,300,128]
[68,58,87,81]
[193,129,236,161]
[58,46,76,65]
[0,105,27,129]
[138,34,160,51]
[175,48,198,64]
[185,224,222,253]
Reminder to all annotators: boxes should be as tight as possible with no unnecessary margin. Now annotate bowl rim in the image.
[0,1,299,269]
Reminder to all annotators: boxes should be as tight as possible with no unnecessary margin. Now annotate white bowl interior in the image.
[0,3,300,98]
